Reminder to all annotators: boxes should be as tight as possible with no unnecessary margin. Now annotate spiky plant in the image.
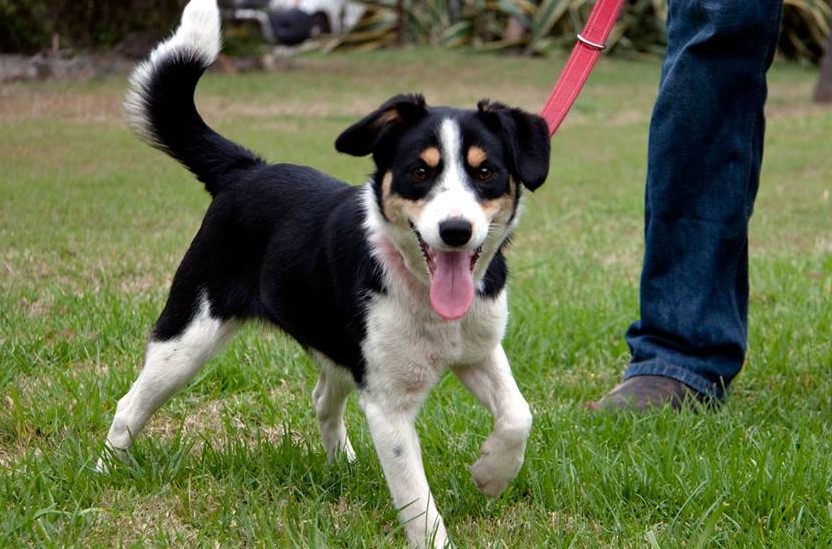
[334,0,831,65]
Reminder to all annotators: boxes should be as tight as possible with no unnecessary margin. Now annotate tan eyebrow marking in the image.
[481,176,517,226]
[467,146,487,168]
[419,147,441,168]
[381,170,426,224]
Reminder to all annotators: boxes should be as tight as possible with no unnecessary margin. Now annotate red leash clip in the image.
[540,0,626,137]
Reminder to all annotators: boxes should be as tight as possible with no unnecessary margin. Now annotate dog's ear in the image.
[477,99,550,191]
[335,94,428,157]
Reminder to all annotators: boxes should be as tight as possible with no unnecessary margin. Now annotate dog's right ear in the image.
[335,94,427,157]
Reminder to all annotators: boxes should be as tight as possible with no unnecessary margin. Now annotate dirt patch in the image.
[0,52,271,85]
[95,490,200,546]
[3,56,827,126]
[142,391,303,455]
[0,53,133,84]
[765,80,830,119]
[0,85,124,125]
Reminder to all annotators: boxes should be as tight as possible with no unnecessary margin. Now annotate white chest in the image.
[361,288,508,395]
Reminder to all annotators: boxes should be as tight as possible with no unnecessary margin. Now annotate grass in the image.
[1,48,831,547]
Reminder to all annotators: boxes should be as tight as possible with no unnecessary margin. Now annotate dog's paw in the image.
[94,456,114,474]
[94,446,130,473]
[343,439,357,463]
[324,436,357,464]
[470,439,524,498]
[336,438,357,464]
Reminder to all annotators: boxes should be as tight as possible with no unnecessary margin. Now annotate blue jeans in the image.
[624,0,783,399]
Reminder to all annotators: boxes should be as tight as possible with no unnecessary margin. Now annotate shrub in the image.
[338,0,830,64]
[0,1,50,53]
[0,0,186,54]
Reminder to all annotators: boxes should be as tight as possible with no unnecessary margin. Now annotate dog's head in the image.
[336,94,550,321]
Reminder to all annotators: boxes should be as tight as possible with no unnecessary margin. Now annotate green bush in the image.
[0,0,186,54]
[339,0,831,64]
[781,0,831,63]
[1,0,829,64]
[0,0,50,53]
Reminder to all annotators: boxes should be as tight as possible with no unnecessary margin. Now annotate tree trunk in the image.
[815,30,832,103]
[396,0,405,47]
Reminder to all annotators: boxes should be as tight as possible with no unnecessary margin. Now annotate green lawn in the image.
[1,49,830,547]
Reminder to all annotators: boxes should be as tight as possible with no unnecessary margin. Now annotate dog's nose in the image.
[439,218,473,247]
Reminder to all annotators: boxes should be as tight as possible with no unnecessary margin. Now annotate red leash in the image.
[540,0,626,137]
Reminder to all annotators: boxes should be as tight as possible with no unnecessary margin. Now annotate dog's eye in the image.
[476,166,494,182]
[411,166,428,181]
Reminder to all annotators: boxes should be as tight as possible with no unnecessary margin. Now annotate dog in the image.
[97,0,550,546]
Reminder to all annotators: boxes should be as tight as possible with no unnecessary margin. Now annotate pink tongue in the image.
[429,250,475,320]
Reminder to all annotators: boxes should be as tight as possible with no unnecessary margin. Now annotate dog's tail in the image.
[125,0,261,196]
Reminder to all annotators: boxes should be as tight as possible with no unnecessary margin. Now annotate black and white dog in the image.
[98,0,550,546]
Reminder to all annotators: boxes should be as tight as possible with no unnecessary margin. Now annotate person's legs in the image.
[594,0,783,409]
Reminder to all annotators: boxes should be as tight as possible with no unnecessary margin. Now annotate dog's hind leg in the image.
[310,352,356,462]
[97,291,236,471]
[451,344,532,499]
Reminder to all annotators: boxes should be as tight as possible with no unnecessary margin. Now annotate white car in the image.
[269,0,365,35]
[225,0,365,45]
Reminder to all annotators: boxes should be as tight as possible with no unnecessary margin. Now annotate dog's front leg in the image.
[359,390,449,548]
[451,344,532,499]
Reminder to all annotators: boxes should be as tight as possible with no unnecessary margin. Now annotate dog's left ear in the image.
[335,94,428,157]
[477,100,550,191]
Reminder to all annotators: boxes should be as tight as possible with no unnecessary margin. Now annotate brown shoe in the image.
[587,375,708,412]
